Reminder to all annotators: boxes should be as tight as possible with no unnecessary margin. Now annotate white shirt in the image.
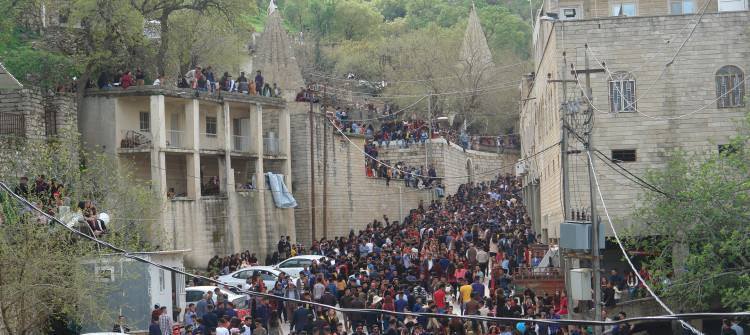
[216,327,230,335]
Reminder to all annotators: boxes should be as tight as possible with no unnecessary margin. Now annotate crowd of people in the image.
[173,174,620,335]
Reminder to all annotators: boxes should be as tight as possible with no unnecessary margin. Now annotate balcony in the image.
[166,177,188,198]
[200,133,220,150]
[263,138,284,156]
[166,130,185,148]
[120,130,153,149]
[232,135,253,153]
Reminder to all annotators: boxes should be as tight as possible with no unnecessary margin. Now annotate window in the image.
[279,260,299,268]
[560,7,581,19]
[718,0,747,11]
[612,149,637,162]
[719,144,741,155]
[612,3,636,16]
[45,110,57,137]
[671,0,695,13]
[717,66,745,108]
[206,116,217,136]
[0,112,25,137]
[609,72,636,112]
[186,291,203,302]
[259,271,277,281]
[139,111,150,132]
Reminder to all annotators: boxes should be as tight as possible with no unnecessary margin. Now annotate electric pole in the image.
[578,43,605,331]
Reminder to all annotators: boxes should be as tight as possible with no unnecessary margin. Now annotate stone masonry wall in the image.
[522,11,750,239]
[0,88,78,181]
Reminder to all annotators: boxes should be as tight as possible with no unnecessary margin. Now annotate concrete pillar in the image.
[221,102,235,191]
[150,95,166,194]
[279,106,295,243]
[185,100,200,198]
[251,103,265,190]
[279,107,292,189]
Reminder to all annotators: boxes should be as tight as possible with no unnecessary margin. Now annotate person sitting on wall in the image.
[296,87,309,102]
[78,200,107,236]
[203,177,220,196]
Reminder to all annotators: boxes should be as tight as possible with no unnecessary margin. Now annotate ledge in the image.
[84,86,287,108]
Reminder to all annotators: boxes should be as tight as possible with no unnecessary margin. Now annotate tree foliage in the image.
[0,131,166,335]
[622,114,750,312]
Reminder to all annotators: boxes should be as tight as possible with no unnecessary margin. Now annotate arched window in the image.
[609,72,636,113]
[716,65,744,108]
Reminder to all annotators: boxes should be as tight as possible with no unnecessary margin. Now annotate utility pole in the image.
[426,92,432,169]
[578,43,605,332]
[322,84,328,239]
[560,51,576,320]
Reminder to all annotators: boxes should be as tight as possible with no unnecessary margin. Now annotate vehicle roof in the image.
[186,286,243,295]
[224,266,283,275]
[282,255,329,261]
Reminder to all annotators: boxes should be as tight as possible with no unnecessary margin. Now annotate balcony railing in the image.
[166,130,185,148]
[120,130,152,149]
[200,133,219,150]
[263,138,284,156]
[232,135,253,153]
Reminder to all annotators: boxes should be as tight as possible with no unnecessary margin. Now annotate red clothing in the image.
[556,297,568,315]
[121,74,133,88]
[433,289,446,309]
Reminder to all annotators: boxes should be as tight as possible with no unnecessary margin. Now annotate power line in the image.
[585,150,704,335]
[1,182,747,328]
[305,60,533,85]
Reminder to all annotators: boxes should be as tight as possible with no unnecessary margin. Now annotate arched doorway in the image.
[466,159,474,184]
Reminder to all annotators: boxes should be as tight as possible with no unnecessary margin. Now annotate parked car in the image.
[186,286,247,309]
[217,266,287,290]
[273,255,335,277]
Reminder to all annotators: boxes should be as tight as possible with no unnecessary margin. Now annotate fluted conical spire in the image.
[255,7,305,102]
[459,6,494,73]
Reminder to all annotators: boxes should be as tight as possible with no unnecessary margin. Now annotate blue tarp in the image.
[265,172,297,208]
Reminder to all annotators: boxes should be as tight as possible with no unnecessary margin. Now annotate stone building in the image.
[0,77,78,181]
[81,86,294,267]
[519,0,749,243]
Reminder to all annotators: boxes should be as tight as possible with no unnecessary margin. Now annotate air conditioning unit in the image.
[559,220,605,250]
[515,162,526,176]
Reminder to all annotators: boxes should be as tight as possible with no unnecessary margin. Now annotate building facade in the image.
[519,0,750,242]
[81,86,294,267]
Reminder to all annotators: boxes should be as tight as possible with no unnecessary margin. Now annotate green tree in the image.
[478,6,531,58]
[0,131,165,335]
[331,1,383,41]
[623,113,750,311]
[304,0,336,39]
[374,0,406,21]
[436,5,469,28]
[129,0,256,76]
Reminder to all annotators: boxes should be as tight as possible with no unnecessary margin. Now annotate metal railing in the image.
[0,112,25,137]
[513,267,564,280]
[120,130,152,149]
[166,130,185,148]
[232,135,253,153]
[263,138,284,156]
[200,133,219,150]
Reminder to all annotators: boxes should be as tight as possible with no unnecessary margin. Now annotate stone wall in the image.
[0,88,77,181]
[166,189,294,268]
[289,101,519,246]
[521,11,750,241]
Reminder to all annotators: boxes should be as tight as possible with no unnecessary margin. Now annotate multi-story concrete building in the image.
[519,0,749,243]
[81,86,295,267]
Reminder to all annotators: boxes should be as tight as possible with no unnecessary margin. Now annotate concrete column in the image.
[279,106,295,243]
[279,107,292,189]
[150,95,166,194]
[221,102,235,191]
[251,103,265,190]
[185,100,200,198]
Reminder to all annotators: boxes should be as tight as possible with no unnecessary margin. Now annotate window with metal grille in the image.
[609,72,636,113]
[45,110,57,137]
[206,116,217,136]
[139,111,150,132]
[612,149,637,162]
[0,112,25,137]
[717,66,744,108]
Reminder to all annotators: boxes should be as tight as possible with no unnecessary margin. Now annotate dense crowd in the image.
[174,175,615,335]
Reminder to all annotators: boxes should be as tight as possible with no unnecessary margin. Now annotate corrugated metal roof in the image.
[0,62,23,89]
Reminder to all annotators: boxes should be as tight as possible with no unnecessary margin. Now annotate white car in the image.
[217,266,287,290]
[273,255,334,277]
[186,286,247,309]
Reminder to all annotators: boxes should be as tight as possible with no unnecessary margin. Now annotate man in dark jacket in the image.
[291,304,313,333]
[202,305,219,333]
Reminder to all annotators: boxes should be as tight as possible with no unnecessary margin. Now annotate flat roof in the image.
[85,86,287,108]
